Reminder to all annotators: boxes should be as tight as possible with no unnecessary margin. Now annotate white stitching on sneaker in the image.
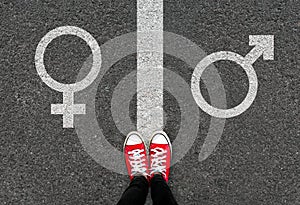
[128,149,147,176]
[150,147,167,178]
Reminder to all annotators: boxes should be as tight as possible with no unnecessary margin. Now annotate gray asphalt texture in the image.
[1,0,299,204]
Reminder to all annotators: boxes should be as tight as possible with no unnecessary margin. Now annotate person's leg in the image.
[150,174,178,205]
[149,131,178,205]
[117,176,149,205]
[117,131,150,205]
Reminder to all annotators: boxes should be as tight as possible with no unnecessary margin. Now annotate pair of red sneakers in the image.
[123,131,172,182]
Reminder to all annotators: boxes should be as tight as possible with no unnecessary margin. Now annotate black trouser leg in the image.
[150,174,178,205]
[117,176,149,205]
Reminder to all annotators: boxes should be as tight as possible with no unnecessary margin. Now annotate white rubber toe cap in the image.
[151,134,168,144]
[126,134,143,145]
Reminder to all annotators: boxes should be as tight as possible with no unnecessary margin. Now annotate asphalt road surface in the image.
[1,0,299,204]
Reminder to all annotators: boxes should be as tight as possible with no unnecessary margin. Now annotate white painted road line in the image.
[137,0,164,139]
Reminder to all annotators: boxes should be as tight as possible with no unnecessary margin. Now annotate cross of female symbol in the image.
[50,92,85,128]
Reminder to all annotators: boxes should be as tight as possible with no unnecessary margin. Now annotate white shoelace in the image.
[128,149,147,176]
[150,147,167,177]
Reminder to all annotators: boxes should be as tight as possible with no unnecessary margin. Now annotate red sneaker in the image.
[123,131,149,181]
[149,131,172,182]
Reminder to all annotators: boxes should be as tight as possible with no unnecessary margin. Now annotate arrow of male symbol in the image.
[197,35,274,161]
[246,35,274,64]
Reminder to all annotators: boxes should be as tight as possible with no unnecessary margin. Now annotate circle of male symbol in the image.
[191,51,258,118]
[35,26,274,174]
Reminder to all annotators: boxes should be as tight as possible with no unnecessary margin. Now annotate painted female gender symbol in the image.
[35,26,102,128]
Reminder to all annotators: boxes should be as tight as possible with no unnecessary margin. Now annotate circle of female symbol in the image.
[35,26,102,128]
